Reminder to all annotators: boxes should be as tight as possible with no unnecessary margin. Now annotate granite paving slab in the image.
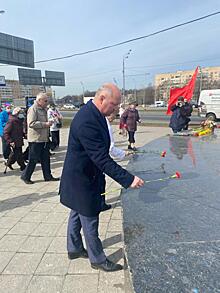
[123,132,220,293]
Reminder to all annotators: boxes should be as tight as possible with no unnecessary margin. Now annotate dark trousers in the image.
[23,146,29,161]
[50,130,60,150]
[21,142,52,181]
[1,137,10,159]
[7,147,25,168]
[128,131,135,144]
[67,210,106,264]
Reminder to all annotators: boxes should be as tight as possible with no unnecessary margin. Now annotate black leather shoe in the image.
[20,164,26,171]
[101,204,112,212]
[91,259,123,272]
[20,177,34,184]
[5,162,14,170]
[68,249,88,260]
[45,177,60,182]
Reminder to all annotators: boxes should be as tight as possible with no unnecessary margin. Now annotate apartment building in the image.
[0,79,52,103]
[155,66,220,101]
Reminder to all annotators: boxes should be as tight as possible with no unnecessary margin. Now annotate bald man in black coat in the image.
[60,83,144,272]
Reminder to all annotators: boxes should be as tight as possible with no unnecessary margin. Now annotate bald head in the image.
[93,83,121,116]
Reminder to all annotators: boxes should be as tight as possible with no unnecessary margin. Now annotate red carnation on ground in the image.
[161,151,166,157]
[170,171,181,179]
[175,171,181,178]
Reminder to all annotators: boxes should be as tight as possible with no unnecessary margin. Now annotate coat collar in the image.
[87,100,108,130]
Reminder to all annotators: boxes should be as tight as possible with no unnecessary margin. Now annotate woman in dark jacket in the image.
[121,102,141,150]
[4,107,26,171]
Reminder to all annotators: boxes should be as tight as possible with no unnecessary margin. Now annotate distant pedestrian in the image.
[47,104,63,150]
[4,107,26,171]
[0,105,12,160]
[118,104,126,135]
[121,101,141,150]
[21,93,60,184]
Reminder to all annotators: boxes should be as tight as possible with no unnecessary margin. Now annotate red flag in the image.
[187,138,196,167]
[166,67,199,115]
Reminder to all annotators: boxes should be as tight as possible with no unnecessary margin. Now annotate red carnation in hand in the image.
[161,151,166,157]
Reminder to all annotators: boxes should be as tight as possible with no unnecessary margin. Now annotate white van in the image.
[198,89,220,120]
[154,100,165,107]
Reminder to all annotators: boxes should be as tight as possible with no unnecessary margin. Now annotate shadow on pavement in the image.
[102,233,122,248]
[0,191,58,213]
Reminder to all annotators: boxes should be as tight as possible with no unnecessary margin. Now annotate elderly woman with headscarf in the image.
[3,107,26,171]
[121,101,141,151]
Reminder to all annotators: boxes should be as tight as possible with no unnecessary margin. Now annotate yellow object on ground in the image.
[193,128,213,136]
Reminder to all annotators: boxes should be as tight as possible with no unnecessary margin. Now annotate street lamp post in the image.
[122,49,132,103]
[133,78,137,100]
[80,81,85,102]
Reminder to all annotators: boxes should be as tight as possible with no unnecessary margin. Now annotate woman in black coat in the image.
[4,107,26,171]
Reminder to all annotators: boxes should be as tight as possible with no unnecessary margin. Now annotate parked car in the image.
[63,104,75,110]
[155,101,166,107]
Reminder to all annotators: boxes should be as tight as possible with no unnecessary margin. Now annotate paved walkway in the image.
[0,126,169,293]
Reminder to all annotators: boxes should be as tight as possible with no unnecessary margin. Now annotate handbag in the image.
[56,119,62,128]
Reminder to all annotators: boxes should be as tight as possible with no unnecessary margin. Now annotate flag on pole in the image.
[166,67,199,115]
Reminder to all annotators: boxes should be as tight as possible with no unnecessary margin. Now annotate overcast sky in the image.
[1,0,220,97]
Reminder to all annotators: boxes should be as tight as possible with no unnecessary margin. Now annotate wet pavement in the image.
[123,131,220,293]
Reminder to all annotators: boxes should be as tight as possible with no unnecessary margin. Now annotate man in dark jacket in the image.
[182,99,193,130]
[169,97,189,133]
[4,107,26,171]
[60,83,144,272]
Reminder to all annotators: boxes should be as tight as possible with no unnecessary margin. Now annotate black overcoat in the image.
[59,100,134,216]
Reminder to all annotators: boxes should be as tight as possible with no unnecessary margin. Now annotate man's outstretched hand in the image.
[130,176,144,188]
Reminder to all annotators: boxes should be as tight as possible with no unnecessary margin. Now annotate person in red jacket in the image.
[4,107,26,171]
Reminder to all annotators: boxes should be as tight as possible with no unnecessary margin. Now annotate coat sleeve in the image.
[3,121,13,144]
[136,110,140,122]
[78,122,134,188]
[170,104,178,112]
[28,107,47,129]
[121,110,128,125]
[0,120,3,137]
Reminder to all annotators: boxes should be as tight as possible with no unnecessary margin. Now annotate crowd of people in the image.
[0,93,62,183]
